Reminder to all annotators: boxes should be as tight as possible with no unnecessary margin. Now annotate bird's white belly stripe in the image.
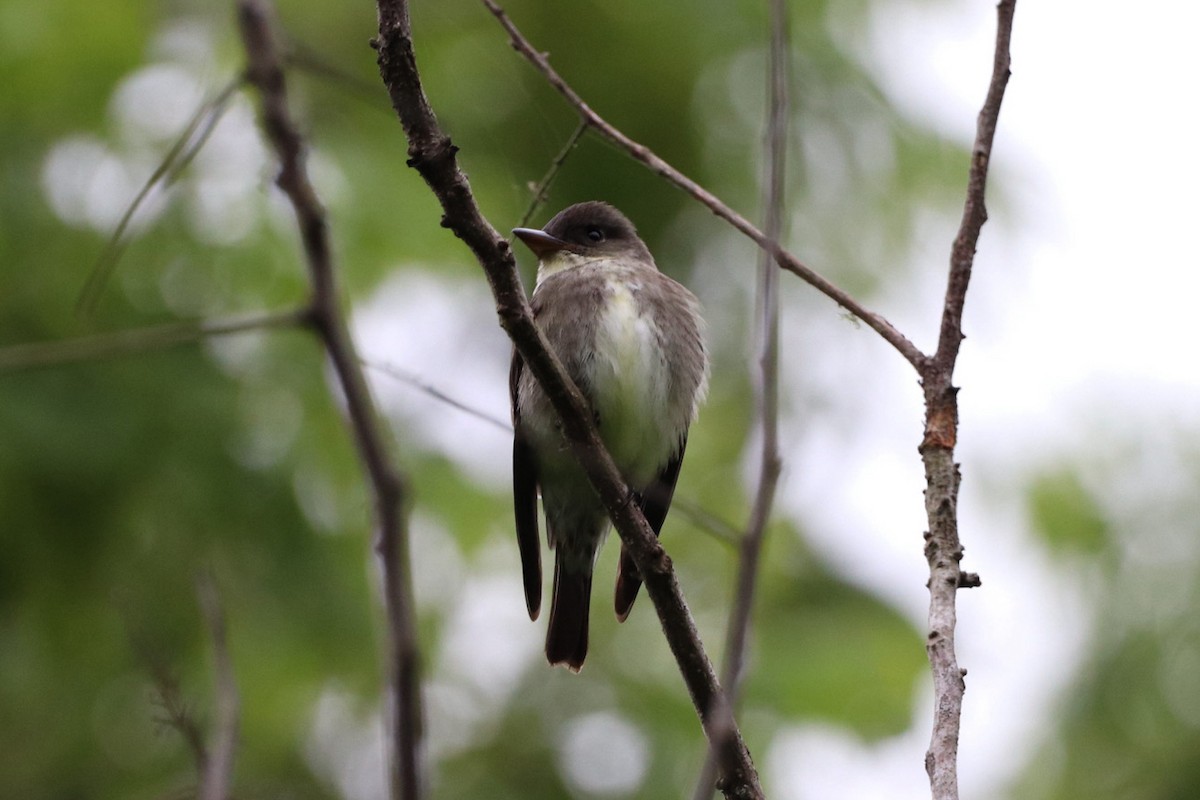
[591,281,672,483]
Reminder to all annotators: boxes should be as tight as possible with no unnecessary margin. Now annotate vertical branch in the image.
[693,2,788,797]
[934,1,1015,376]
[919,2,1014,799]
[730,0,788,714]
[197,574,239,800]
[235,2,424,799]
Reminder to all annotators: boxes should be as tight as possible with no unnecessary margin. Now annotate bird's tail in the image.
[545,555,593,671]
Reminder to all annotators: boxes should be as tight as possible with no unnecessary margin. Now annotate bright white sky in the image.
[354,1,1200,798]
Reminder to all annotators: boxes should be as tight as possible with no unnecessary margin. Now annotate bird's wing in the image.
[614,434,688,621]
[510,350,543,620]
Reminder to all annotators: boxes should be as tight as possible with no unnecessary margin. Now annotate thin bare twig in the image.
[363,359,512,432]
[518,119,587,227]
[919,3,1015,799]
[196,574,239,800]
[672,498,742,549]
[0,307,308,373]
[730,0,788,709]
[693,2,788,796]
[287,41,390,105]
[76,76,243,316]
[372,1,762,796]
[479,0,926,371]
[235,2,423,799]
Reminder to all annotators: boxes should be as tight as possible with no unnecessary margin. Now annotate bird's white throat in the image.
[535,251,592,289]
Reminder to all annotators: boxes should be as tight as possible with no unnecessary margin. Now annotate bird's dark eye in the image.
[586,227,604,243]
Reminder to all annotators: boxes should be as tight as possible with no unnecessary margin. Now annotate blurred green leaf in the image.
[1028,470,1109,554]
[744,527,925,738]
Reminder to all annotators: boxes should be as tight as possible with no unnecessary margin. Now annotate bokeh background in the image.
[3,0,1198,798]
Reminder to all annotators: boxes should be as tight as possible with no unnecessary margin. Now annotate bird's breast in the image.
[589,279,675,485]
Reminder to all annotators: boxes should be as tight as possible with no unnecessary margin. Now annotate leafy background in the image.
[3,0,1198,798]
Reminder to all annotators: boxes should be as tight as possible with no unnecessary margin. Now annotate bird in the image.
[509,201,709,671]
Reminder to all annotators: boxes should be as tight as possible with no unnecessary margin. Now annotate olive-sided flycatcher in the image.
[510,201,709,671]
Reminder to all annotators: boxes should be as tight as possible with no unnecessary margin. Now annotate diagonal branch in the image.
[76,76,243,316]
[363,359,512,432]
[372,1,762,797]
[479,0,926,371]
[235,2,424,799]
[0,307,308,373]
[518,119,587,227]
[918,3,1015,800]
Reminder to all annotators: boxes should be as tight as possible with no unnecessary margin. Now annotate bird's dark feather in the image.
[614,435,688,621]
[510,352,542,620]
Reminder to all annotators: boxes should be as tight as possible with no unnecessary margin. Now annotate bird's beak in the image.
[512,227,568,259]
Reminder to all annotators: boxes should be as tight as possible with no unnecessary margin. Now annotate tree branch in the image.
[234,3,424,799]
[0,307,308,373]
[694,0,788,796]
[517,119,587,228]
[918,3,1015,799]
[196,573,239,800]
[76,76,243,316]
[363,359,512,433]
[934,2,1015,376]
[729,0,789,717]
[372,2,762,796]
[479,0,926,371]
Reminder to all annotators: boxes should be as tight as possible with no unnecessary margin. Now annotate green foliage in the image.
[747,531,926,738]
[1028,470,1109,554]
[1013,432,1200,800]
